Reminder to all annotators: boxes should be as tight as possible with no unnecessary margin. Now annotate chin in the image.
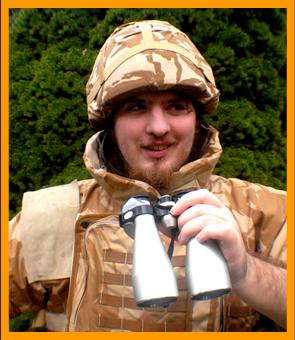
[128,161,175,190]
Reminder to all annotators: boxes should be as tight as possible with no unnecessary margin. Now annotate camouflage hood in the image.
[86,20,220,129]
[83,126,222,198]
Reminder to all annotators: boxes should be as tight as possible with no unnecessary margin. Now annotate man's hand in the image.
[170,189,248,286]
[170,189,286,328]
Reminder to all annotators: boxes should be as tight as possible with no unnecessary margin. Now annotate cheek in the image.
[174,116,196,142]
[114,118,141,155]
[114,118,130,142]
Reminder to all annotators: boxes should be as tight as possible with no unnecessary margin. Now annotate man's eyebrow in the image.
[166,96,188,103]
[115,98,147,112]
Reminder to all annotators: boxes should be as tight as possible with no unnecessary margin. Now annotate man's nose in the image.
[145,106,170,136]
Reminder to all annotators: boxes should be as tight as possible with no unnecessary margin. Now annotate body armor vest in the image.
[66,213,263,332]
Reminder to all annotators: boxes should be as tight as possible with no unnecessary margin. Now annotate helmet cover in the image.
[86,20,220,128]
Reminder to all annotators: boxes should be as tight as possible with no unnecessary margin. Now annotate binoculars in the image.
[119,193,231,308]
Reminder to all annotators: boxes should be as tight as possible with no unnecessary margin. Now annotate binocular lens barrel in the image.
[132,214,179,307]
[186,238,231,300]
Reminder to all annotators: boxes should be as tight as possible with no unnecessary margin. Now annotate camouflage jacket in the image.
[9,127,286,332]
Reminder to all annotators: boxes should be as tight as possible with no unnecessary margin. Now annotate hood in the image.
[83,126,222,200]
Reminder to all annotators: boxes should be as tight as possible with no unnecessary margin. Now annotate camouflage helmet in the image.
[86,20,220,128]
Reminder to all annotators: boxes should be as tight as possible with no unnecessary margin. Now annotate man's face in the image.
[113,91,197,189]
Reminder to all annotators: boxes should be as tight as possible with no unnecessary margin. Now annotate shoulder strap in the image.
[19,180,80,283]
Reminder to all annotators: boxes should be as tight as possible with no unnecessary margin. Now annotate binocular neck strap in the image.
[167,228,178,259]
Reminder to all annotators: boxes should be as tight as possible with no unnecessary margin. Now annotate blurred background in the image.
[9,8,286,219]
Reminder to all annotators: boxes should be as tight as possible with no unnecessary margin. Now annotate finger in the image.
[196,223,239,253]
[177,204,229,228]
[178,215,225,244]
[171,189,224,216]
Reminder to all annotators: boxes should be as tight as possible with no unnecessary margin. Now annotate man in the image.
[9,20,286,332]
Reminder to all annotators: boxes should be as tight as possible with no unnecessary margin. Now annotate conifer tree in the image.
[9,8,286,217]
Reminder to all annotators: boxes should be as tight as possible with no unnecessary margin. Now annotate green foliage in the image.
[9,313,33,332]
[9,312,47,332]
[9,8,286,218]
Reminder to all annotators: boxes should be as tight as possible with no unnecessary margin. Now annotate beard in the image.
[127,160,174,192]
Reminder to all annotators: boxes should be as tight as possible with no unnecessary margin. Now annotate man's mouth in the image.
[146,145,169,151]
[142,144,172,159]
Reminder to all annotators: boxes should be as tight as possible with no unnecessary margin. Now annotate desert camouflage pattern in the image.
[86,20,220,128]
[9,127,286,331]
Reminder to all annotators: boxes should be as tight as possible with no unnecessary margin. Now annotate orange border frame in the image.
[1,2,294,340]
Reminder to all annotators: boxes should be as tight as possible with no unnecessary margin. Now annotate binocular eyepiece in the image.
[119,194,231,308]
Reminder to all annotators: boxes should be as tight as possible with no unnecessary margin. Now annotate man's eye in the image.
[170,104,185,110]
[166,103,188,113]
[124,103,146,112]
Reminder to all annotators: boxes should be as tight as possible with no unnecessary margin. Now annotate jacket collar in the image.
[83,126,222,200]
